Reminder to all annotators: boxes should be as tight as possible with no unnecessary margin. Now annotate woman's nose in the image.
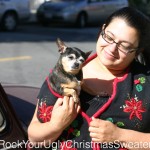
[108,43,119,53]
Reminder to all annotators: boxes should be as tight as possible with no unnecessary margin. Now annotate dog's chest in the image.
[68,76,82,87]
[62,75,81,89]
[70,77,82,94]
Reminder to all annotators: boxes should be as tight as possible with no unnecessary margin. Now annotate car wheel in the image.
[1,12,18,31]
[39,20,49,26]
[36,14,49,26]
[76,13,87,28]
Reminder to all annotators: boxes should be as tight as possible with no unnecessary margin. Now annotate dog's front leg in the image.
[63,88,79,103]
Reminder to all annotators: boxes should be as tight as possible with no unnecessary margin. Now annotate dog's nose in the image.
[74,62,79,68]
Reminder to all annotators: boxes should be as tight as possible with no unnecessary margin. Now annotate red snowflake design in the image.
[123,98,146,120]
[134,79,140,84]
[38,102,53,122]
[60,141,77,150]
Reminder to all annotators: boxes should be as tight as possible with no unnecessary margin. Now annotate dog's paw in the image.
[73,95,80,103]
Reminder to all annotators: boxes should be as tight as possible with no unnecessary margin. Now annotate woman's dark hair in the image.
[103,7,150,65]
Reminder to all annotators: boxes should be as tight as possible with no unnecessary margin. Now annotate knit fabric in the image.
[37,54,150,150]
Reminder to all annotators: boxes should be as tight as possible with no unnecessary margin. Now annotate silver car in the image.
[36,0,128,28]
[0,0,30,31]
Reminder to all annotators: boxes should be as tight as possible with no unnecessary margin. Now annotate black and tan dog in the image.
[49,38,92,103]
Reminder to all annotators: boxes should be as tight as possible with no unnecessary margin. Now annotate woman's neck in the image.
[94,57,126,79]
[82,57,126,96]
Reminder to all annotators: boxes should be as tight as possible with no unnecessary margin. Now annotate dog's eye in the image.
[79,58,84,63]
[68,56,74,60]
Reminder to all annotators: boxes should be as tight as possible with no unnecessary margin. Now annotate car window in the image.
[99,0,120,1]
[51,0,82,2]
[89,0,98,2]
[0,108,6,133]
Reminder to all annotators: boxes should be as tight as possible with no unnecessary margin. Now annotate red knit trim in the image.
[80,111,91,123]
[93,71,128,118]
[46,53,97,98]
[46,75,89,120]
[47,53,129,118]
[46,53,130,150]
[83,53,129,118]
[83,53,97,66]
[46,76,63,98]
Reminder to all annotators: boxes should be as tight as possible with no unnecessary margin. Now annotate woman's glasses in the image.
[101,30,138,54]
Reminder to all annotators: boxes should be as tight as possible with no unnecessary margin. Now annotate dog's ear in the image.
[56,38,67,54]
[85,51,92,59]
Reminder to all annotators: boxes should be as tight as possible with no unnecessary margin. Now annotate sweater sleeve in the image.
[37,79,58,123]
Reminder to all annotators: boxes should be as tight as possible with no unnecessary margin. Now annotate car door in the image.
[0,84,27,150]
[97,0,128,20]
[0,0,10,19]
[86,0,103,23]
[14,0,30,19]
[87,0,128,23]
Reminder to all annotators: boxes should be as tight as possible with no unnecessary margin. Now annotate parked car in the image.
[0,83,40,149]
[0,0,30,31]
[36,0,129,28]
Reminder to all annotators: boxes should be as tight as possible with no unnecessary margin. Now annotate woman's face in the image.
[96,18,139,71]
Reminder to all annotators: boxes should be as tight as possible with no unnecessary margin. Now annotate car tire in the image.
[1,12,18,31]
[39,20,49,26]
[36,13,49,26]
[76,13,87,28]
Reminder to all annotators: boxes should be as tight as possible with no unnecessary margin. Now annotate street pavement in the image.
[0,23,99,87]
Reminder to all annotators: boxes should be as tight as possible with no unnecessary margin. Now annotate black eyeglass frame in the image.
[101,30,139,54]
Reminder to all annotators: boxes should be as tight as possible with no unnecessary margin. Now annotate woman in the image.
[28,7,150,150]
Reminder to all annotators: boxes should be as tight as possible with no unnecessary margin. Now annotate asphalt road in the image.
[0,23,100,88]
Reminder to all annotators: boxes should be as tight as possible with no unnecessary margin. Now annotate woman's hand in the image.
[89,117,120,143]
[50,96,81,131]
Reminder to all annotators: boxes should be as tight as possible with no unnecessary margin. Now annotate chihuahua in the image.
[49,38,92,103]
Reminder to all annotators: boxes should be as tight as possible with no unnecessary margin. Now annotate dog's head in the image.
[56,38,92,75]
